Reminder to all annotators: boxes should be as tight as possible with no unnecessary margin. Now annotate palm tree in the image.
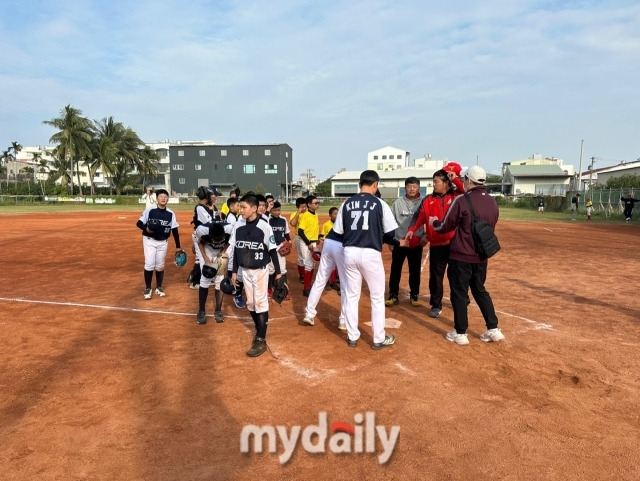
[111,158,133,195]
[1,149,12,193]
[22,167,34,194]
[47,154,72,190]
[37,157,49,196]
[10,142,22,190]
[87,135,117,195]
[138,144,160,186]
[43,105,93,195]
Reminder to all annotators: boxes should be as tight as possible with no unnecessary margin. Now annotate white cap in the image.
[465,165,486,184]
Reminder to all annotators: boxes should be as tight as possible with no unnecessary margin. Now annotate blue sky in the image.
[1,0,639,179]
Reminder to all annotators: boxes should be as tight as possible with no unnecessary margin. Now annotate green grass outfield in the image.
[0,202,636,224]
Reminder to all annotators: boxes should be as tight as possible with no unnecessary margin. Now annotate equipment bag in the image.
[463,194,501,259]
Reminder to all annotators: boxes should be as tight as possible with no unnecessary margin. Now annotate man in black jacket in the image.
[430,166,504,346]
[621,194,640,223]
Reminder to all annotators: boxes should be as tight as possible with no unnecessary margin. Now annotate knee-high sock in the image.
[144,270,153,289]
[199,287,209,312]
[256,311,268,339]
[215,289,224,311]
[156,270,164,288]
[249,310,258,329]
[298,265,305,277]
[304,270,313,290]
[268,274,274,290]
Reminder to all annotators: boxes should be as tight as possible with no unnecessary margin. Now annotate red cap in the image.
[443,162,462,176]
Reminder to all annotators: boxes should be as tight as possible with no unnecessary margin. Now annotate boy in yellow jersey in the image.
[289,197,308,283]
[220,189,238,219]
[297,195,321,296]
[321,207,340,291]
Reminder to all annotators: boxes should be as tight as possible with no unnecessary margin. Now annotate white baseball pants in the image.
[295,235,306,268]
[241,266,269,313]
[143,236,168,271]
[268,245,288,276]
[298,240,316,271]
[343,246,386,344]
[304,238,346,323]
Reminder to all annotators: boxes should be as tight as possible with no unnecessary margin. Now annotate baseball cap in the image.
[443,162,462,176]
[465,165,486,185]
[208,185,221,196]
[155,188,169,197]
[359,170,380,184]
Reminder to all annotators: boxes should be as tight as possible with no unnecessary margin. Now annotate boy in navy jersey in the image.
[268,201,291,299]
[229,194,283,357]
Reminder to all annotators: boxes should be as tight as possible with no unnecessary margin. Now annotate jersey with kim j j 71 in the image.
[335,193,399,251]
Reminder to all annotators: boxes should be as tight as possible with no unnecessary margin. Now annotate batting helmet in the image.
[220,277,238,295]
[202,264,218,279]
[174,249,188,267]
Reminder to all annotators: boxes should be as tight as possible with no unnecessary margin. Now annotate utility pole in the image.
[306,168,314,194]
[588,157,596,195]
[476,155,479,166]
[578,140,584,191]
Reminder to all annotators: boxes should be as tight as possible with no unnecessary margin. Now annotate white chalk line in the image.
[0,296,293,322]
[544,228,554,232]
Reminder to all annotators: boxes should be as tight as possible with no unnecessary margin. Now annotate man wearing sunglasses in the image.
[297,195,321,297]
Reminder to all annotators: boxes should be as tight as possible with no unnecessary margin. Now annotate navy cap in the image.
[208,186,221,196]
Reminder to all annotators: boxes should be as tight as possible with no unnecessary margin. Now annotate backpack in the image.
[463,194,500,259]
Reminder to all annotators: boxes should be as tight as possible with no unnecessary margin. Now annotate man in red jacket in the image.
[406,167,464,318]
[429,165,505,346]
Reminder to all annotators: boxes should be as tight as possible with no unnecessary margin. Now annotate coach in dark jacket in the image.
[429,165,505,346]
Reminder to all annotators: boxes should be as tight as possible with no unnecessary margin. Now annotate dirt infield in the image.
[1,211,639,480]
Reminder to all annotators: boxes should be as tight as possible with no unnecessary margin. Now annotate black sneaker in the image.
[299,276,305,284]
[324,283,332,291]
[385,295,399,307]
[372,334,395,350]
[196,311,206,324]
[214,311,224,323]
[247,337,267,357]
[303,289,310,297]
[347,338,357,348]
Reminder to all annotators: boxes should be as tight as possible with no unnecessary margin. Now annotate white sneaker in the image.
[480,328,505,342]
[445,329,469,345]
[338,322,347,331]
[155,287,166,297]
[143,288,153,300]
[189,283,200,290]
[303,316,315,326]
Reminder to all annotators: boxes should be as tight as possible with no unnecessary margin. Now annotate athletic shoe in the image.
[338,322,347,331]
[479,328,505,343]
[143,288,153,300]
[247,337,267,357]
[324,283,332,291]
[189,283,199,290]
[410,295,422,307]
[233,294,246,309]
[303,289,310,297]
[155,287,166,297]
[372,334,396,350]
[332,282,341,292]
[299,276,305,284]
[196,311,206,325]
[445,330,469,345]
[385,295,399,306]
[429,307,441,318]
[268,288,274,298]
[303,316,315,326]
[214,311,224,323]
[626,218,630,223]
[347,338,357,348]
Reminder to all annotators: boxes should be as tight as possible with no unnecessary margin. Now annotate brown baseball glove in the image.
[278,243,292,256]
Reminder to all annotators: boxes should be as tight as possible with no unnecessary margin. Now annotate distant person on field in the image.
[621,193,640,223]
[142,187,157,209]
[586,198,593,221]
[571,193,580,221]
[538,199,544,214]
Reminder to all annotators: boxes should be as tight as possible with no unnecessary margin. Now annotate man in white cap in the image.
[429,165,505,345]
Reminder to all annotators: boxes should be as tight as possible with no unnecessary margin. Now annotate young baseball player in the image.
[538,199,544,214]
[268,201,291,300]
[265,195,275,216]
[289,197,308,283]
[229,194,282,357]
[256,194,270,222]
[333,171,404,349]
[136,189,181,299]
[321,207,340,290]
[586,198,593,220]
[188,186,215,289]
[297,195,321,297]
[220,189,237,219]
[226,197,240,226]
[194,222,233,324]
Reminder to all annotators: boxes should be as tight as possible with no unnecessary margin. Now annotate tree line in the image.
[0,105,159,196]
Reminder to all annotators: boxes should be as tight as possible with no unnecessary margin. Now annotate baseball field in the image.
[1,207,639,480]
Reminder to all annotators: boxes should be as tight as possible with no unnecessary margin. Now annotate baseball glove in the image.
[278,243,291,256]
[216,252,229,273]
[271,275,289,305]
[174,249,187,267]
[147,218,164,233]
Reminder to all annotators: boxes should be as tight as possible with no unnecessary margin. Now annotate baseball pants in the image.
[388,245,424,297]
[298,240,316,271]
[241,266,270,314]
[304,238,346,322]
[428,244,450,309]
[193,237,224,289]
[447,259,499,334]
[268,245,288,276]
[143,236,168,271]
[295,235,305,269]
[343,246,386,344]
[624,209,632,220]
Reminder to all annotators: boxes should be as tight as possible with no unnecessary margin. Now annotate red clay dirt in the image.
[0,211,639,480]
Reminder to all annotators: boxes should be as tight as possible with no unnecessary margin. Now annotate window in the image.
[226,164,232,170]
[286,152,289,158]
[221,150,227,156]
[265,164,278,174]
[199,150,205,157]
[172,164,184,170]
[243,149,249,156]
[382,155,387,159]
[178,150,184,157]
[373,155,378,160]
[157,149,168,159]
[377,163,383,170]
[195,164,202,170]
[214,164,217,170]
[389,155,395,159]
[265,149,271,156]
[179,178,186,184]
[244,164,256,174]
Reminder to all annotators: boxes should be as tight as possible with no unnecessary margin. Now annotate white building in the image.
[367,146,410,171]
[579,160,640,189]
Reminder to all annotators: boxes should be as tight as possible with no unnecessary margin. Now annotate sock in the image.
[256,311,268,339]
[304,270,312,290]
[236,281,244,293]
[199,287,208,312]
[249,310,258,329]
[156,270,164,288]
[215,289,224,311]
[329,270,337,285]
[144,270,153,289]
[298,265,304,278]
[268,274,274,290]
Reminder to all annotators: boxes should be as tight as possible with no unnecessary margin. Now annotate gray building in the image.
[168,144,292,197]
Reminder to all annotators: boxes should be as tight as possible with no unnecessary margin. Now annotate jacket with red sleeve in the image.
[432,185,499,264]
[408,177,465,247]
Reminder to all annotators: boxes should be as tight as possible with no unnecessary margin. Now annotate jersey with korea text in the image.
[333,193,398,251]
[230,217,277,269]
[269,216,290,245]
[195,222,234,253]
[139,206,179,241]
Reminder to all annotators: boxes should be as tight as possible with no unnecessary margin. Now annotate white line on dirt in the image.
[0,297,292,322]
[544,228,553,232]
[395,362,417,376]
